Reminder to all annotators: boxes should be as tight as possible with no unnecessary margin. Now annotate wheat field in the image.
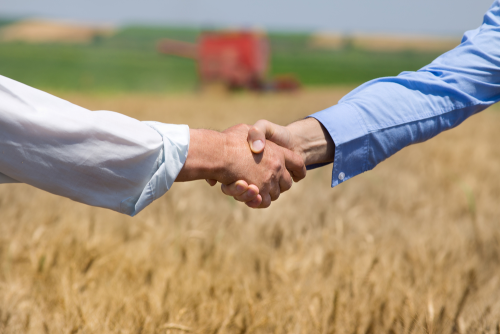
[1,88,500,334]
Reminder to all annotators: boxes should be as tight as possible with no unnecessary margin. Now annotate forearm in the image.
[310,73,492,186]
[286,118,335,166]
[307,2,500,186]
[176,129,226,182]
[0,75,190,216]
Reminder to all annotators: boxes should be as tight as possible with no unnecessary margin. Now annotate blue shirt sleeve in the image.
[310,0,500,187]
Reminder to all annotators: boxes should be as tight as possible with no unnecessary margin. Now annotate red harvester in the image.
[157,31,300,91]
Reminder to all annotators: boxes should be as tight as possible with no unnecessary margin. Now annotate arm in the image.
[309,0,500,186]
[248,117,336,167]
[0,75,304,214]
[216,118,332,207]
[0,74,189,216]
[177,125,306,208]
[225,0,500,204]
[314,0,500,185]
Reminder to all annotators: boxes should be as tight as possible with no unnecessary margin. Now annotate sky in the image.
[0,0,495,36]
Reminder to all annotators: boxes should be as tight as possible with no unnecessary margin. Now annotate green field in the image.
[0,26,445,93]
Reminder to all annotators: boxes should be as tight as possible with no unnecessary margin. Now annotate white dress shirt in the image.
[0,75,190,216]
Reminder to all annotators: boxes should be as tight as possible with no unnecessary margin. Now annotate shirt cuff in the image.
[309,103,369,187]
[121,122,190,216]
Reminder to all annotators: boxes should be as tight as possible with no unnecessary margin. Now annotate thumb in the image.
[248,119,292,154]
[248,122,266,154]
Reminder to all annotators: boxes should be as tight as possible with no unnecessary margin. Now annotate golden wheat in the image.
[0,88,499,333]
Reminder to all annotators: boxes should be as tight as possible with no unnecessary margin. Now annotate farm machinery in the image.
[157,31,300,91]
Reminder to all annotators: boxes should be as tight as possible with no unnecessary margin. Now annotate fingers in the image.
[221,148,297,208]
[215,121,303,210]
[267,157,294,202]
[258,193,272,208]
[220,180,271,209]
[248,119,292,154]
[244,176,286,208]
[221,180,249,196]
[234,184,260,202]
[205,179,217,186]
[221,181,261,203]
[269,184,280,201]
[245,194,262,208]
[279,168,293,193]
[282,148,307,182]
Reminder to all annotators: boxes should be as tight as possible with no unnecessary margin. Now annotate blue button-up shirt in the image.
[310,0,500,187]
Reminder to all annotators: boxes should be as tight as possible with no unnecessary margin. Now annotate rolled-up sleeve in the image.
[310,0,500,187]
[0,74,189,216]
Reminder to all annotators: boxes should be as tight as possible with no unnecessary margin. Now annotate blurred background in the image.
[0,0,494,93]
[2,1,500,334]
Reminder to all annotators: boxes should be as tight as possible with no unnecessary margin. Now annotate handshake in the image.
[176,117,335,208]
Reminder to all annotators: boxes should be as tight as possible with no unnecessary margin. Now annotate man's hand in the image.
[248,118,335,165]
[220,124,306,208]
[177,124,306,208]
[219,118,335,205]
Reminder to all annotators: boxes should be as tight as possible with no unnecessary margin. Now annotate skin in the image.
[176,124,306,208]
[212,118,335,207]
[248,118,335,166]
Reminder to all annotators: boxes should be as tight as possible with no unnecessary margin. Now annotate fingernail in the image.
[236,184,245,192]
[252,140,264,152]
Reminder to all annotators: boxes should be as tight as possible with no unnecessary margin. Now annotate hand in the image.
[206,120,301,206]
[219,124,306,208]
[248,119,301,157]
[179,124,306,208]
[217,118,335,205]
[247,118,335,165]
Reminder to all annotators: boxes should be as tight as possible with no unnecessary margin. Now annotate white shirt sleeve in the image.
[0,75,190,216]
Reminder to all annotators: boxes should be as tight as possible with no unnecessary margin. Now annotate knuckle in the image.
[293,169,306,182]
[248,126,258,135]
[235,123,248,131]
[241,192,254,202]
[259,195,271,208]
[272,159,282,172]
[256,119,268,127]
[270,184,280,200]
[300,167,307,178]
[264,172,274,185]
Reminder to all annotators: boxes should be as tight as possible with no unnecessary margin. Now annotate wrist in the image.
[176,129,226,182]
[286,118,335,166]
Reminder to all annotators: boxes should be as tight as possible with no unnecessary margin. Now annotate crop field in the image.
[0,25,450,93]
[0,88,499,333]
